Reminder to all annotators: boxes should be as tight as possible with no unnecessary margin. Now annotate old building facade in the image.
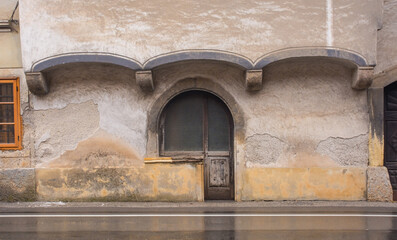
[0,0,396,201]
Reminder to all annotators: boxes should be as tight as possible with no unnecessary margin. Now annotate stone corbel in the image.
[25,72,50,95]
[136,70,154,92]
[245,69,263,91]
[352,67,374,90]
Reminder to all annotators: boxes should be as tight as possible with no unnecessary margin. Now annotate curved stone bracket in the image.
[26,49,372,95]
[254,48,369,69]
[245,70,263,91]
[31,53,142,72]
[352,67,374,90]
[143,50,253,70]
[25,72,49,95]
[136,70,154,92]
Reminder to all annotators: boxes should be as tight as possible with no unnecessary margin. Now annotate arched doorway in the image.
[385,82,397,199]
[159,90,234,200]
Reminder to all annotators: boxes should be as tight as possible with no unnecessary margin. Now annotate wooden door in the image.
[159,90,234,200]
[204,94,234,200]
[205,155,233,200]
[385,83,397,200]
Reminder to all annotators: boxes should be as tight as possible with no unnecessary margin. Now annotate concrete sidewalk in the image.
[1,201,397,213]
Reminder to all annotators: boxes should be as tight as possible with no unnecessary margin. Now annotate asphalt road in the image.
[1,202,397,239]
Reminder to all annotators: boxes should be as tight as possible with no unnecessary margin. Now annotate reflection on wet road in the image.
[0,202,397,240]
[1,211,397,239]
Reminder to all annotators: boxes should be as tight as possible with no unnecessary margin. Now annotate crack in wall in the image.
[245,132,286,143]
[316,133,368,147]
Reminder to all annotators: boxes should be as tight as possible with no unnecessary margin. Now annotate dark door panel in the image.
[384,84,397,200]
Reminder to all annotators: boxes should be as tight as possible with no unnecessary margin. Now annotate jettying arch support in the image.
[25,48,373,95]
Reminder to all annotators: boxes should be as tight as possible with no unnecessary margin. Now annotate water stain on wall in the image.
[46,133,143,168]
[286,151,338,168]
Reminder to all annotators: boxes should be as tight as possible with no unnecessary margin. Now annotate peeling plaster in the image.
[31,63,148,158]
[245,133,288,168]
[316,134,369,166]
[33,101,100,167]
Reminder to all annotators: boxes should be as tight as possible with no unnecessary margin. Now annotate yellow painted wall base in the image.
[36,166,367,201]
[36,164,203,202]
[241,168,366,201]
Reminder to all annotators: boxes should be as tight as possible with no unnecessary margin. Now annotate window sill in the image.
[144,157,203,164]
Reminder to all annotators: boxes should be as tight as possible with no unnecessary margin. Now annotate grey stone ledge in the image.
[25,72,49,95]
[245,70,263,91]
[352,67,374,90]
[135,70,154,92]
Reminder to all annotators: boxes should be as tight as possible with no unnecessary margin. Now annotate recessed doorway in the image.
[159,90,234,200]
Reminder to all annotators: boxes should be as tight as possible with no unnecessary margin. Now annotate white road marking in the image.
[326,0,334,46]
[0,213,396,218]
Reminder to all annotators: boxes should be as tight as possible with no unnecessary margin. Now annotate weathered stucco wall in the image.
[364,1,397,201]
[31,63,147,167]
[19,0,381,71]
[3,58,366,201]
[151,59,368,200]
[244,59,368,169]
[2,0,384,201]
[0,168,35,201]
[376,0,397,74]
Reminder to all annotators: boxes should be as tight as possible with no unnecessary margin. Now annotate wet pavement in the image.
[1,201,397,239]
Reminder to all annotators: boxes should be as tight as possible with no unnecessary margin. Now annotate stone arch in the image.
[146,77,245,156]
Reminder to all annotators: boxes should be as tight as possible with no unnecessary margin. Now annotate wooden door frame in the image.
[157,90,235,200]
[145,78,246,201]
[384,82,397,200]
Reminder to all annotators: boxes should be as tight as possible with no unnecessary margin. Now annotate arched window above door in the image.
[159,91,233,157]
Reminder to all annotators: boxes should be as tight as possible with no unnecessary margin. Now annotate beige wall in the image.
[19,0,381,71]
[2,0,391,201]
[0,33,22,68]
[375,0,397,74]
[0,0,21,68]
[0,0,18,19]
[19,59,367,200]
